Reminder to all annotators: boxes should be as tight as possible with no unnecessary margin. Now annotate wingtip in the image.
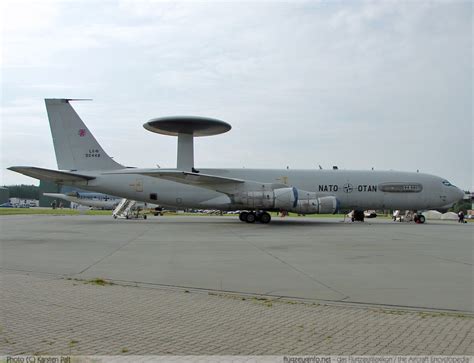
[7,166,21,171]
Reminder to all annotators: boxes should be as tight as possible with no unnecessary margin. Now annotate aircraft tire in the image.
[239,211,248,222]
[246,212,256,223]
[353,210,365,222]
[259,212,271,224]
[416,214,425,224]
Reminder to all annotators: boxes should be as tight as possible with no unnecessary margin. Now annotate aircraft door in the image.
[135,178,143,192]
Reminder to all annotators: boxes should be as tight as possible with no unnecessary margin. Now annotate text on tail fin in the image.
[45,99,123,171]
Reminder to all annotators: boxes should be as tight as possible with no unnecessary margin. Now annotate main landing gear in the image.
[351,210,365,222]
[414,213,426,224]
[239,211,272,224]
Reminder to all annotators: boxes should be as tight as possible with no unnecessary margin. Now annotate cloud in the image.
[1,1,472,189]
[1,0,59,33]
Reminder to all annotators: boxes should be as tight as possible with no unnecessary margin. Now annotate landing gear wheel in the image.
[415,214,425,224]
[239,211,248,222]
[259,212,271,224]
[246,212,256,223]
[353,210,365,222]
[144,215,147,220]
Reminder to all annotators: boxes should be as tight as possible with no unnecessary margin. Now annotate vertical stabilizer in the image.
[45,99,123,171]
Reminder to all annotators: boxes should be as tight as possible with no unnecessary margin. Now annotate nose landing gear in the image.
[414,213,426,224]
[392,210,426,223]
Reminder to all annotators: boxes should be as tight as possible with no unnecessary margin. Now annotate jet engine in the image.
[233,187,338,214]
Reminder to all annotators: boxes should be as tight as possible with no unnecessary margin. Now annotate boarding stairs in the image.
[113,199,136,219]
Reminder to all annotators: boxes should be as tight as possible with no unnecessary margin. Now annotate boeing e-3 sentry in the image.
[8,99,464,224]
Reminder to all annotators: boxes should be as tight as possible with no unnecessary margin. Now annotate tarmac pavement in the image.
[0,215,472,355]
[1,215,471,311]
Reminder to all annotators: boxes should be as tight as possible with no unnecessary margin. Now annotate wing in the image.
[106,169,286,194]
[135,170,245,186]
[8,166,95,183]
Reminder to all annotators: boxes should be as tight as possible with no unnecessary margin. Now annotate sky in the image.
[1,0,472,190]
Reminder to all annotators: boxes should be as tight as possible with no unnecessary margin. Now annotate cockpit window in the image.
[442,180,453,186]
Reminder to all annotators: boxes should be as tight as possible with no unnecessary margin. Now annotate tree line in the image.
[3,185,40,200]
[2,184,471,212]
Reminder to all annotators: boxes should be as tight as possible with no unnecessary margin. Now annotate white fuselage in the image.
[63,168,464,212]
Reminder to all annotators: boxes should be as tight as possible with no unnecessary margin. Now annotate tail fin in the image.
[45,99,124,171]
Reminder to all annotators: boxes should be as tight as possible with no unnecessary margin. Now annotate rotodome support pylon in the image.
[143,116,231,171]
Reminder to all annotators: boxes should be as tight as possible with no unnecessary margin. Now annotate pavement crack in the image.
[425,255,473,266]
[77,228,151,275]
[253,244,349,299]
[227,227,349,300]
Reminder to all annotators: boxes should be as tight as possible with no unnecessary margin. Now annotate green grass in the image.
[0,208,112,216]
[273,212,348,218]
[164,211,356,218]
[0,208,420,220]
[85,278,114,286]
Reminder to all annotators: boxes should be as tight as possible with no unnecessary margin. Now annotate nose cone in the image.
[454,187,465,202]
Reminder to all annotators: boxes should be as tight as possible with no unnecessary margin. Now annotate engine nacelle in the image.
[315,196,339,214]
[273,187,298,210]
[233,187,338,214]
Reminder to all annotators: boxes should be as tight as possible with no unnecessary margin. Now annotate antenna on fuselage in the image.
[143,116,231,171]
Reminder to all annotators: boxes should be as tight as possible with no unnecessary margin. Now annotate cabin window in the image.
[379,183,423,193]
[150,193,157,200]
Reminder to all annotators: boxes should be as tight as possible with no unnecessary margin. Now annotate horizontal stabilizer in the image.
[8,166,95,183]
[43,193,69,198]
